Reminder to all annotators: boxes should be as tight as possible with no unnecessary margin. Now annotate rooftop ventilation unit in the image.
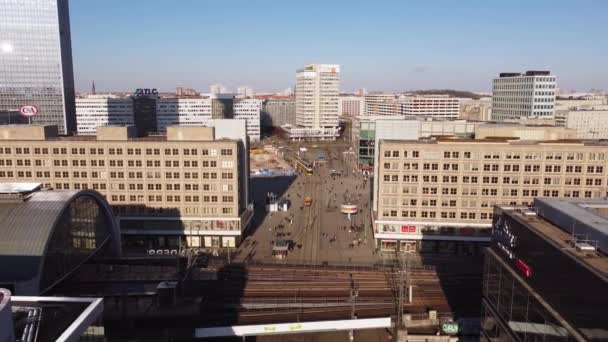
[519,209,537,216]
[575,242,597,252]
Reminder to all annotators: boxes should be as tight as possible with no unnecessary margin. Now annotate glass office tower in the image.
[0,0,76,134]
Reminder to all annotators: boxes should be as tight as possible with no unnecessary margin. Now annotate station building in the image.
[482,198,608,341]
[373,138,608,254]
[0,122,252,252]
[0,183,120,295]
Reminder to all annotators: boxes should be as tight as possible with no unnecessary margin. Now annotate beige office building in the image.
[374,139,608,254]
[0,124,252,250]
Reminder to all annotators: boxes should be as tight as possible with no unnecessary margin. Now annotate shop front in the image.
[374,220,492,255]
[120,217,243,253]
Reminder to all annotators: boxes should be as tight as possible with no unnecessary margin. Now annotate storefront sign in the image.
[441,322,459,334]
[401,225,417,233]
[18,104,39,117]
[516,258,533,277]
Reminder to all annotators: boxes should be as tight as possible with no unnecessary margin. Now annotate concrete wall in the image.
[475,124,576,140]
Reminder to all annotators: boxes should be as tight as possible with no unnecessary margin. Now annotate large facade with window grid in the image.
[492,71,557,121]
[0,124,252,250]
[373,139,608,254]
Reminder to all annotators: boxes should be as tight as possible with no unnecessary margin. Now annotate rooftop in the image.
[0,183,41,194]
[381,137,608,146]
[502,199,608,278]
[0,124,242,143]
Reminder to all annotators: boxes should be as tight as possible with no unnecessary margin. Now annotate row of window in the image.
[0,147,234,156]
[51,183,234,193]
[110,194,234,203]
[113,205,234,216]
[381,210,492,220]
[0,170,234,180]
[385,173,605,184]
[380,189,603,210]
[384,150,606,161]
[389,149,606,159]
[386,163,604,173]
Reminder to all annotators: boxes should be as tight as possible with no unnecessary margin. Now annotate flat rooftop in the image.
[0,183,41,194]
[503,201,608,278]
[381,137,608,146]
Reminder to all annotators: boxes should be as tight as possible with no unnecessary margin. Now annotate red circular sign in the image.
[18,104,39,117]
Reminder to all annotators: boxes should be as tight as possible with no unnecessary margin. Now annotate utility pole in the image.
[349,273,358,342]
[395,253,408,340]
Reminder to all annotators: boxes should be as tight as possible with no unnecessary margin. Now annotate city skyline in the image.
[69,0,608,93]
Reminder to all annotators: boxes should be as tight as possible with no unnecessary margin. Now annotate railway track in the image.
[186,262,472,324]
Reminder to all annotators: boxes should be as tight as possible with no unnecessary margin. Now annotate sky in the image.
[70,0,608,93]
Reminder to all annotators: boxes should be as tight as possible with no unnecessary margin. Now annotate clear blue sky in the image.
[70,0,608,93]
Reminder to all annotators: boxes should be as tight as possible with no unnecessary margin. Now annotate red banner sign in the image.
[401,225,416,233]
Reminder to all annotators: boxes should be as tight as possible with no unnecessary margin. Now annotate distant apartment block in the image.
[555,109,608,139]
[400,95,460,119]
[460,98,492,121]
[286,64,340,140]
[364,93,399,116]
[234,98,262,141]
[209,84,227,94]
[555,96,607,111]
[492,71,557,121]
[0,123,252,250]
[261,99,296,128]
[156,98,213,132]
[76,95,134,135]
[237,86,255,99]
[373,138,608,253]
[338,96,365,116]
[176,87,199,97]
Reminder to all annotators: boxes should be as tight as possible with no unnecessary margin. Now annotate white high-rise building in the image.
[156,98,212,132]
[289,64,340,140]
[210,84,227,95]
[492,71,557,121]
[399,95,460,119]
[237,86,255,99]
[338,96,365,116]
[234,98,262,141]
[75,95,134,135]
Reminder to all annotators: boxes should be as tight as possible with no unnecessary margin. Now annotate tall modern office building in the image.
[0,0,76,134]
[492,71,557,121]
[288,64,340,140]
